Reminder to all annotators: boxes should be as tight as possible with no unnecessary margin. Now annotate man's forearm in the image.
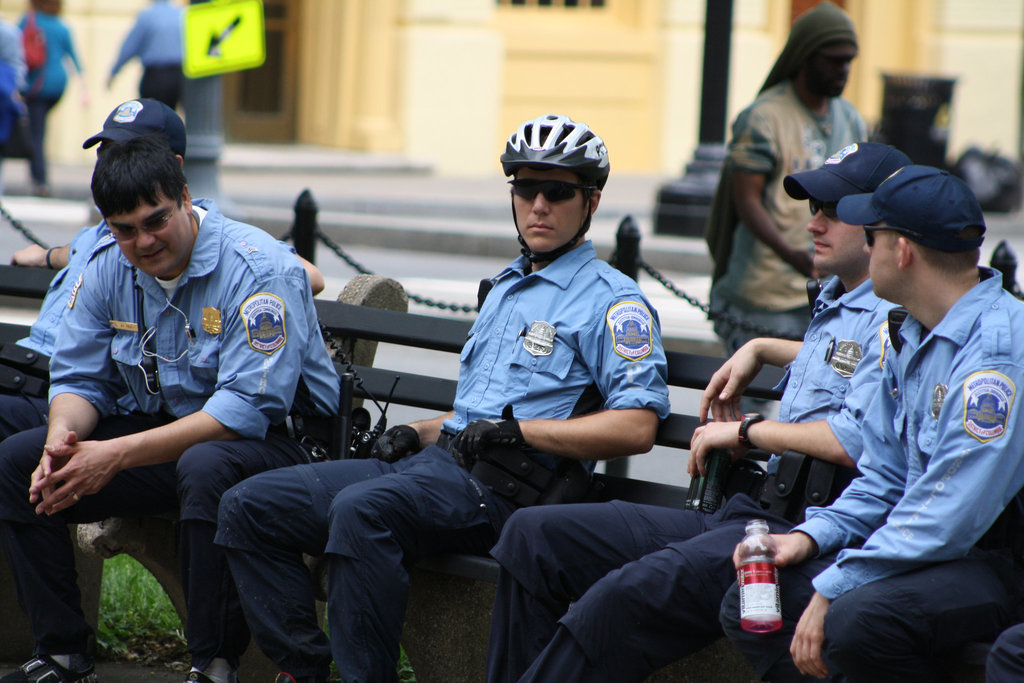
[47,392,102,444]
[412,412,451,447]
[519,408,659,460]
[746,419,855,468]
[752,337,804,368]
[108,411,239,470]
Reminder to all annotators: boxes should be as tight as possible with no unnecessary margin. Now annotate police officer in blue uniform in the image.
[484,143,909,683]
[720,166,1024,682]
[0,135,339,683]
[0,98,187,441]
[214,114,671,683]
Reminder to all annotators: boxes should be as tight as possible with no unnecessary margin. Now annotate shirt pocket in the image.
[187,336,221,385]
[109,332,150,407]
[508,339,576,393]
[459,333,478,365]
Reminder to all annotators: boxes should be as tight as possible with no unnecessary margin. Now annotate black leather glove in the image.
[370,425,421,463]
[450,419,525,470]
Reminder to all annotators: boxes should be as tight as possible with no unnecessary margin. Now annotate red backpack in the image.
[22,11,46,71]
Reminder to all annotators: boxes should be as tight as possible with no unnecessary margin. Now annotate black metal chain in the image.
[312,227,478,314]
[638,259,785,338]
[0,199,49,249]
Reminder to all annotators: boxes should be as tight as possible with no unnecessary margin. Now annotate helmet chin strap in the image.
[511,192,594,264]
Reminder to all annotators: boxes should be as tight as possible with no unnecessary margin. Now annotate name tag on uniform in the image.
[109,320,139,332]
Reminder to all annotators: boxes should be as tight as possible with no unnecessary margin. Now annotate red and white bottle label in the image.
[739,561,782,632]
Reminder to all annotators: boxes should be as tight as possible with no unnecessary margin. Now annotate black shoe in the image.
[0,655,97,682]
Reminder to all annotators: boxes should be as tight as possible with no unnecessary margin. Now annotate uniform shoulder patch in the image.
[963,370,1015,442]
[606,300,653,361]
[240,293,286,354]
[878,321,892,369]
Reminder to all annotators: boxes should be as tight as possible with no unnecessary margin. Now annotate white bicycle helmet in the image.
[501,114,610,190]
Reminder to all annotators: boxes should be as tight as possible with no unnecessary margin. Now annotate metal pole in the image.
[698,0,734,146]
[292,189,318,264]
[182,1,235,214]
[653,0,734,236]
[612,215,640,281]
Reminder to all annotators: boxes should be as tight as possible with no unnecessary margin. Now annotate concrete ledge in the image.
[400,567,760,683]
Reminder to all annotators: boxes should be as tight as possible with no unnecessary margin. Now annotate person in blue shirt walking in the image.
[483,142,908,683]
[721,166,1024,682]
[0,134,339,683]
[107,0,183,109]
[214,114,671,683]
[19,0,88,197]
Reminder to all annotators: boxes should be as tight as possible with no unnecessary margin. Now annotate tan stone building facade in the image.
[3,0,1022,176]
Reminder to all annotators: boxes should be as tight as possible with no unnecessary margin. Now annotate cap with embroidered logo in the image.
[82,99,186,157]
[784,142,911,202]
[838,165,986,253]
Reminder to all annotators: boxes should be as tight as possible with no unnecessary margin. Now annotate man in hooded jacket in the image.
[706,1,867,353]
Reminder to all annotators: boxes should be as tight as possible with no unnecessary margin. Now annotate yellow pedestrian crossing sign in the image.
[183,0,266,78]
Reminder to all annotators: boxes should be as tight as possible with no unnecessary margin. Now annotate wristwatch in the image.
[737,412,765,449]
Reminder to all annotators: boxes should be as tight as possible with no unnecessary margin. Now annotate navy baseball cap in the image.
[838,165,986,253]
[82,99,186,157]
[784,142,911,201]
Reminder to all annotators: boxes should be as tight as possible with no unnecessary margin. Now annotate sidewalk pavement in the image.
[0,143,713,275]
[4,142,1021,273]
[0,142,1022,354]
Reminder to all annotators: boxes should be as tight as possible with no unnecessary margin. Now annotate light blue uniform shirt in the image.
[18,223,114,357]
[443,241,671,471]
[776,276,895,462]
[110,0,182,76]
[49,200,339,439]
[799,271,1024,599]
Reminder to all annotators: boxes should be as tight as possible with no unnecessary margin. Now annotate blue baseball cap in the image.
[838,165,985,253]
[784,142,911,201]
[82,99,186,157]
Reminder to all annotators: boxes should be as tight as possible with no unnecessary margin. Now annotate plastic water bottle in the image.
[737,518,782,633]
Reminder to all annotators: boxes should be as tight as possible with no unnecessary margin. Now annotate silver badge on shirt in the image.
[932,383,948,419]
[826,339,862,378]
[523,321,556,357]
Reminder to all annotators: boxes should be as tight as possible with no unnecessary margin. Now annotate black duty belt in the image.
[0,344,49,398]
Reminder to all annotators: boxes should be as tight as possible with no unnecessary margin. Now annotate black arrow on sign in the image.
[208,15,242,58]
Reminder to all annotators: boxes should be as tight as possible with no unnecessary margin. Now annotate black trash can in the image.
[876,74,956,169]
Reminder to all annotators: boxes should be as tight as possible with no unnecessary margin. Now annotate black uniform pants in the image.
[0,415,310,670]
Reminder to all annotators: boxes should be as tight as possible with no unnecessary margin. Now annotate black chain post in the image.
[612,215,640,281]
[293,189,318,265]
[990,240,1023,298]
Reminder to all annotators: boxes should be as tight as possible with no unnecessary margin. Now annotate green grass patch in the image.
[97,555,186,666]
[99,554,416,681]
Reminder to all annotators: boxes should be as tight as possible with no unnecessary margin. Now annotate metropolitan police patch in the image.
[607,301,653,360]
[963,371,1015,442]
[241,293,286,354]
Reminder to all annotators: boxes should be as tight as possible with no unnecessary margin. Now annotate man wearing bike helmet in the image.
[214,114,671,683]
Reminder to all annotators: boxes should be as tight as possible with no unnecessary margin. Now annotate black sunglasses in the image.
[509,179,594,203]
[809,198,839,219]
[865,225,928,247]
